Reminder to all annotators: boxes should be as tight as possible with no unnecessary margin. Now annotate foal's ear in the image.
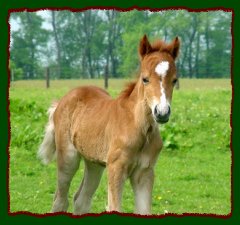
[168,37,180,60]
[139,34,152,59]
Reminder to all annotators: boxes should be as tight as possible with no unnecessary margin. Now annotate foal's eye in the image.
[142,77,149,84]
[172,78,178,86]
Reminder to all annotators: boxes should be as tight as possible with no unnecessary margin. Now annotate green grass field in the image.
[9,78,231,215]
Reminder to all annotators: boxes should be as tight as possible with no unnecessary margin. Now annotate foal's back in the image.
[53,86,115,164]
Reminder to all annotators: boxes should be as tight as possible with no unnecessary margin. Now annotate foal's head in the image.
[139,35,180,124]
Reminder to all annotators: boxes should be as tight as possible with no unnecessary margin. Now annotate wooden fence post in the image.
[104,65,109,89]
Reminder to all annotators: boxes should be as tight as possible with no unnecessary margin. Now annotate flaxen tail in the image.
[38,102,58,165]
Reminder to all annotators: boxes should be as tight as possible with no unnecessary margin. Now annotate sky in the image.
[9,10,52,32]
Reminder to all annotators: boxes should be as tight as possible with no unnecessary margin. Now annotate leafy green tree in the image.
[116,10,153,76]
[203,11,232,77]
[10,10,232,80]
[104,10,121,78]
[9,60,23,81]
[10,12,49,79]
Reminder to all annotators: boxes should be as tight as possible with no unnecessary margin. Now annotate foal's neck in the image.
[127,79,155,131]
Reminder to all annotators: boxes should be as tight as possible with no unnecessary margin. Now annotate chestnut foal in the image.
[38,35,180,215]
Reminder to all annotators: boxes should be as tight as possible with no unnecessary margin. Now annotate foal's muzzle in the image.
[154,105,171,124]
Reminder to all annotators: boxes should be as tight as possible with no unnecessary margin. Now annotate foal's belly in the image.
[70,101,111,165]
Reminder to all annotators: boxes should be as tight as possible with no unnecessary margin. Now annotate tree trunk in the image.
[188,44,193,78]
[195,32,200,78]
[187,15,198,78]
[205,14,210,77]
[51,11,62,78]
[26,12,35,79]
[82,11,95,78]
[106,11,121,78]
[179,40,189,78]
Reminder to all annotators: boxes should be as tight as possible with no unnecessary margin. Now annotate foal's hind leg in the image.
[73,160,104,215]
[51,144,81,212]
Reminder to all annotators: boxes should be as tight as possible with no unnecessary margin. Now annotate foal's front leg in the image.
[130,167,154,215]
[107,150,128,212]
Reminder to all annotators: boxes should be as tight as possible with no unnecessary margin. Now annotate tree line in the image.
[9,10,232,80]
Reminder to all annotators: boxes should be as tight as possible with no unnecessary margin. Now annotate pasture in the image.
[9,78,231,215]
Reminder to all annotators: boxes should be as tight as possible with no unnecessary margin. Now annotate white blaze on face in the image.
[158,81,169,114]
[155,61,169,78]
[151,61,170,116]
[151,82,170,116]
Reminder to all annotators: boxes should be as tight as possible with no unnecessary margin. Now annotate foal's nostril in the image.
[154,105,170,116]
[153,105,171,123]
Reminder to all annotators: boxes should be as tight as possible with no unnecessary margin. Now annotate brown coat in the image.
[38,34,180,215]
